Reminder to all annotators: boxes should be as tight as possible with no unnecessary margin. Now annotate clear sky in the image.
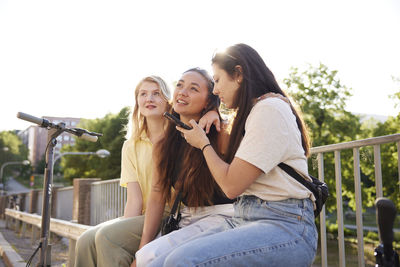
[1,0,399,131]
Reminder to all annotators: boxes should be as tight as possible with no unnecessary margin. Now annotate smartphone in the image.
[163,112,192,130]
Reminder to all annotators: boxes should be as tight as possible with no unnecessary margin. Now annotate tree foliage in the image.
[0,131,30,179]
[283,63,363,213]
[61,107,129,181]
[284,63,361,146]
[366,75,400,209]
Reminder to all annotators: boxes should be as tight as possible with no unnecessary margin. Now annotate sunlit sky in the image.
[1,0,399,131]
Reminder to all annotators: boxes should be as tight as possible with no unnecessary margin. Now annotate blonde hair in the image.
[125,75,171,141]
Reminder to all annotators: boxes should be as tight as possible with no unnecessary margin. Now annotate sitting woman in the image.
[74,75,220,267]
[141,44,318,266]
[134,68,234,267]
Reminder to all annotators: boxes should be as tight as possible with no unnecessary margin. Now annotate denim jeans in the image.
[144,196,317,267]
[136,204,234,267]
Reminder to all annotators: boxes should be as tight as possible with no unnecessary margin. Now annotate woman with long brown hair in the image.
[133,68,234,267]
[75,74,221,267]
[149,44,318,266]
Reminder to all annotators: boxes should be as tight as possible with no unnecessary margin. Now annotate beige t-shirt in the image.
[235,97,314,202]
[119,136,153,213]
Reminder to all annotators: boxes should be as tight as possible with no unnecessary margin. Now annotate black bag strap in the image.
[278,162,316,195]
[170,191,182,216]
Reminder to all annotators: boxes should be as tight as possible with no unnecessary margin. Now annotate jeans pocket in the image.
[264,201,303,219]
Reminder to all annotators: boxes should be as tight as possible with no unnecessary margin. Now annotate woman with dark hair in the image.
[74,74,221,267]
[133,68,234,267]
[163,44,318,266]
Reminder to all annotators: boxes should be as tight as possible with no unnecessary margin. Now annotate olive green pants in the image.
[74,215,145,267]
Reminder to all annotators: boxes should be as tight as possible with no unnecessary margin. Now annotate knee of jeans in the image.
[135,244,157,267]
[163,248,189,267]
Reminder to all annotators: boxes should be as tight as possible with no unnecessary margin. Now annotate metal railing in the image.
[3,133,400,266]
[310,133,400,267]
[5,208,90,267]
[90,178,127,225]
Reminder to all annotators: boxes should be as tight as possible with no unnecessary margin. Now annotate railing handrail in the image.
[57,186,73,192]
[310,133,400,154]
[91,178,120,186]
[5,208,90,240]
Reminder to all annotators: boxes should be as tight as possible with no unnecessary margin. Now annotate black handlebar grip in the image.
[376,197,397,260]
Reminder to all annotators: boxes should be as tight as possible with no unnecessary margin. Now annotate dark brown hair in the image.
[156,68,225,207]
[212,44,310,162]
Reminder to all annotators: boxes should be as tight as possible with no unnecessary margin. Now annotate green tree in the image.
[0,131,30,179]
[283,63,363,213]
[61,107,129,181]
[389,76,400,110]
[365,75,400,209]
[283,63,361,146]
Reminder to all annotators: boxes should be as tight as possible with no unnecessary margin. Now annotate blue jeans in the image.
[151,196,318,267]
[136,204,234,267]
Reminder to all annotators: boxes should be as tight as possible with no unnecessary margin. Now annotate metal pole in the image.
[37,126,64,267]
[0,164,5,190]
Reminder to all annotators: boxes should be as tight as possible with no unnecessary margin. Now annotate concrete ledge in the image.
[0,232,25,267]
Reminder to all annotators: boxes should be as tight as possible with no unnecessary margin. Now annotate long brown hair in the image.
[212,44,310,162]
[156,68,225,207]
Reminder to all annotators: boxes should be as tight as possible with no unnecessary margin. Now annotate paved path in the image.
[0,220,25,267]
[0,218,68,266]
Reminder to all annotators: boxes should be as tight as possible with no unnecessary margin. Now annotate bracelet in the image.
[201,143,211,153]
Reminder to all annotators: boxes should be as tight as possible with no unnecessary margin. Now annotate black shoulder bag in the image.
[161,191,182,235]
[278,162,329,217]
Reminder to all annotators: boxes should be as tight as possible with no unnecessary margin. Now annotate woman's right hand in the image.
[130,259,137,267]
[177,119,210,150]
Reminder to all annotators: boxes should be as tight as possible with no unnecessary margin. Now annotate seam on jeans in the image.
[300,208,318,254]
[194,238,303,267]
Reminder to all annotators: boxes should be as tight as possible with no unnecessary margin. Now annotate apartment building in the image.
[18,116,81,167]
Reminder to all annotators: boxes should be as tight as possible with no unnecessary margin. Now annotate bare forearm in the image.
[123,199,142,218]
[124,182,143,218]
[178,120,263,199]
[202,146,237,199]
[203,146,262,199]
[138,191,165,249]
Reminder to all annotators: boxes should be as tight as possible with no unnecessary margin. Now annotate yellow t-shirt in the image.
[119,136,153,213]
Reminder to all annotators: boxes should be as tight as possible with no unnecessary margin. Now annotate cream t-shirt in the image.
[119,136,153,213]
[235,97,314,202]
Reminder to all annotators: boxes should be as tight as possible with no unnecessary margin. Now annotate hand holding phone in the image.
[163,112,192,130]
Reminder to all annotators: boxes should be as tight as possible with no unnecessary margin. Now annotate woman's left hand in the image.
[199,110,221,133]
[176,120,210,150]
